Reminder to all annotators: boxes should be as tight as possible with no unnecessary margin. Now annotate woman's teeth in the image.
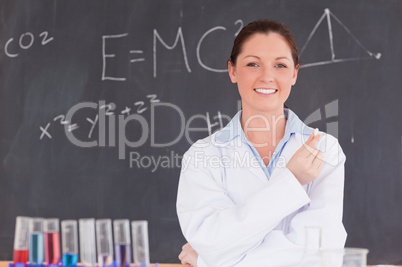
[255,88,277,94]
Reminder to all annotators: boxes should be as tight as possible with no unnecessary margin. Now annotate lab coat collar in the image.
[215,108,314,145]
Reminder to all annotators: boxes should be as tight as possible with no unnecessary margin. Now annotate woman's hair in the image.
[229,18,299,68]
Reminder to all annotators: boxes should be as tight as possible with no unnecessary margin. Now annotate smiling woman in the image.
[228,32,298,126]
[176,19,347,267]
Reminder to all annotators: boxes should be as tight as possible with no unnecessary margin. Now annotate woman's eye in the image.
[247,63,259,67]
[275,63,287,68]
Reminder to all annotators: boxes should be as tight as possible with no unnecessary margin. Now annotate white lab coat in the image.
[176,112,347,267]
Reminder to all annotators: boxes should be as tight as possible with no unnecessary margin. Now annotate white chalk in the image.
[314,128,319,137]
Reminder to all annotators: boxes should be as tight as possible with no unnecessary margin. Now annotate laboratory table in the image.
[1,262,401,267]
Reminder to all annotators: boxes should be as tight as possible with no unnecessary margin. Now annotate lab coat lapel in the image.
[224,138,268,184]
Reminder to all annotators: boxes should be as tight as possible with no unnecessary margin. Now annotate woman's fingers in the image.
[313,151,324,169]
[178,243,198,267]
[308,139,324,170]
[179,243,188,261]
[178,250,184,261]
[304,132,321,157]
[286,131,325,185]
[305,132,314,143]
[313,150,324,163]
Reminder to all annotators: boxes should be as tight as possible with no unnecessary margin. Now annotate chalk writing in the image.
[300,8,381,68]
[101,19,244,80]
[153,27,191,77]
[39,123,51,140]
[38,97,230,160]
[39,94,160,141]
[4,31,54,58]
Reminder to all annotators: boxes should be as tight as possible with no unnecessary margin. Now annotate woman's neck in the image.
[240,109,287,148]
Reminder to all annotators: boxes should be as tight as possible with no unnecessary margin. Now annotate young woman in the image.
[176,19,346,267]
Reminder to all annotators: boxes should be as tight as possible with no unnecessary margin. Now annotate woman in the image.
[176,19,346,267]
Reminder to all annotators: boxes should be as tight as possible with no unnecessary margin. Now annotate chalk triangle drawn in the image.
[299,8,381,68]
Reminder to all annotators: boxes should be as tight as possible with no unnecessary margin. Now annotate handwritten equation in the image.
[39,94,229,159]
[3,19,243,79]
[102,19,244,80]
[39,94,160,140]
[4,9,382,79]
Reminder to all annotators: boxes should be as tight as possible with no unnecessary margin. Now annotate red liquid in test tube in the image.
[45,232,61,264]
[13,250,28,263]
[44,218,61,265]
[13,217,31,265]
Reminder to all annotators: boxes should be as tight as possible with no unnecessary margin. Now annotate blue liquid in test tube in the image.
[62,253,78,267]
[61,220,78,267]
[29,233,44,264]
[29,218,44,265]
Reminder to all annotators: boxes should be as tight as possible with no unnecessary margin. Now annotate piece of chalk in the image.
[314,128,319,136]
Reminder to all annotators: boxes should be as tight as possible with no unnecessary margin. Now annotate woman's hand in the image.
[286,132,324,185]
[179,243,198,267]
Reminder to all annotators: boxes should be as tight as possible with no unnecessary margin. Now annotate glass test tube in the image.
[79,218,97,267]
[61,220,78,267]
[29,218,45,265]
[299,226,323,267]
[131,220,150,267]
[114,219,132,267]
[13,216,31,264]
[96,219,114,267]
[44,218,61,265]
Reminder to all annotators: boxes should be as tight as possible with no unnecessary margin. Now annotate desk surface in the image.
[0,263,184,267]
[1,261,401,267]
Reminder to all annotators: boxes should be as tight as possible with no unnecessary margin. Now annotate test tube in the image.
[304,226,322,251]
[96,219,113,267]
[114,219,131,267]
[13,216,31,264]
[44,218,61,265]
[61,220,78,267]
[299,226,323,267]
[79,218,97,267]
[131,220,150,267]
[29,218,45,265]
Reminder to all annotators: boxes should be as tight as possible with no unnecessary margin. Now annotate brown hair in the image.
[229,19,299,68]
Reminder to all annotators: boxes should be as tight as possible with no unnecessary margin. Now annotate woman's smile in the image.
[254,88,278,96]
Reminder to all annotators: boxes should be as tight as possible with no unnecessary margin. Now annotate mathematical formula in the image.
[39,94,160,140]
[102,19,244,80]
[4,19,243,79]
[39,94,230,159]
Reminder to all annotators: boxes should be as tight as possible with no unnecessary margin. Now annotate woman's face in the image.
[228,32,298,115]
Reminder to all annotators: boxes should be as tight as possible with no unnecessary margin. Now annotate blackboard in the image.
[1,0,401,264]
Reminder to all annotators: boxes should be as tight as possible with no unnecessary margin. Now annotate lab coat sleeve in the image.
[177,141,311,266]
[286,135,347,248]
[232,135,347,267]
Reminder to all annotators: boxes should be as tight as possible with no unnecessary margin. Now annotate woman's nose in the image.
[260,67,275,83]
